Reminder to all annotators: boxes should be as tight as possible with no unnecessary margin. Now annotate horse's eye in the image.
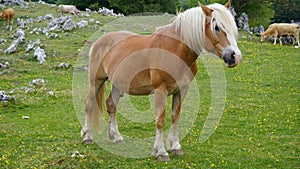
[215,25,220,32]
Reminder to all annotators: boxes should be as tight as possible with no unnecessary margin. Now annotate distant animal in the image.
[81,0,242,162]
[261,23,300,47]
[0,8,15,26]
[58,5,81,17]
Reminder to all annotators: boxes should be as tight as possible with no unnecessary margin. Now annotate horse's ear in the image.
[176,8,182,15]
[198,1,213,16]
[224,0,231,9]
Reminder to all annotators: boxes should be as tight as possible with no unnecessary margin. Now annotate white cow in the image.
[58,5,81,17]
[261,23,300,47]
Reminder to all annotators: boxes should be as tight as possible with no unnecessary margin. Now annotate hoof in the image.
[171,149,184,156]
[83,139,93,144]
[113,139,125,144]
[80,129,85,137]
[156,155,171,162]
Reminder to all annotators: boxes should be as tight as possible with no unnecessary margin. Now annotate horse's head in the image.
[200,0,242,68]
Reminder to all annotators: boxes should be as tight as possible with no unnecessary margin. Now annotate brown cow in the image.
[261,23,300,47]
[0,8,15,26]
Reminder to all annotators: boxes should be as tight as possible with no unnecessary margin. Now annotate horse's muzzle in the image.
[222,46,242,68]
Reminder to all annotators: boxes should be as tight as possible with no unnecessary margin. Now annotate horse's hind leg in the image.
[106,85,125,144]
[81,78,105,144]
[81,60,107,144]
[167,86,188,156]
[81,88,96,143]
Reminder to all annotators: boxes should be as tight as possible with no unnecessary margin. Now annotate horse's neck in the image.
[154,24,198,66]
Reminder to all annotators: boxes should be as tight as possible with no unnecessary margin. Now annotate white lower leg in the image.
[82,91,96,143]
[167,123,181,151]
[153,128,168,157]
[81,113,93,143]
[167,122,183,156]
[108,114,124,143]
[107,86,124,143]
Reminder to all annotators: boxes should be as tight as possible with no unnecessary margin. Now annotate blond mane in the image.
[173,7,206,55]
[208,3,238,39]
[173,3,237,55]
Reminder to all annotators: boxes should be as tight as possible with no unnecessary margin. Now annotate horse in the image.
[81,0,242,161]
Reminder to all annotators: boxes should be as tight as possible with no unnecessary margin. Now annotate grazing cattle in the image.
[0,8,15,26]
[58,5,81,17]
[261,23,300,47]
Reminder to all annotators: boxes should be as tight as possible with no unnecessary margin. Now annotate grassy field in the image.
[0,3,299,169]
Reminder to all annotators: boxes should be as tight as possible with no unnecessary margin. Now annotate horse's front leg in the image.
[153,88,170,162]
[106,86,125,144]
[167,86,188,156]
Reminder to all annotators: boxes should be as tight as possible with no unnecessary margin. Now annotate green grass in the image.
[1,3,299,169]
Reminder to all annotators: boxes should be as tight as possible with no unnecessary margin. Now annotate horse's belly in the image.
[109,69,182,96]
[109,69,154,95]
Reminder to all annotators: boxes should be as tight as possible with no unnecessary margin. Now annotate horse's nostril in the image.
[231,52,235,59]
[223,52,236,65]
[222,47,237,66]
[223,56,227,63]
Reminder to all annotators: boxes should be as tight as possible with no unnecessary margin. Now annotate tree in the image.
[55,0,109,10]
[177,0,274,27]
[43,0,57,4]
[107,0,177,15]
[176,0,227,11]
[272,0,300,22]
[231,0,274,27]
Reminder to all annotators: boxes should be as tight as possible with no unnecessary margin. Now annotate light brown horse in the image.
[81,0,241,161]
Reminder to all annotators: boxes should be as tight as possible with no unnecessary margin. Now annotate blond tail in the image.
[92,82,106,131]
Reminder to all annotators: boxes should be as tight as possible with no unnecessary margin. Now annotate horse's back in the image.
[101,32,190,74]
[92,31,137,52]
[90,31,137,66]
